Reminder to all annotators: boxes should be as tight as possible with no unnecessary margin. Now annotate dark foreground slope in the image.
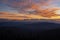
[0,20,60,40]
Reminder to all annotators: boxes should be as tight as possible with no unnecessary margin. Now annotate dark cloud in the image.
[1,0,52,13]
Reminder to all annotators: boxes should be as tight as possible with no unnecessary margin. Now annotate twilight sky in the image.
[0,0,60,20]
[0,0,60,13]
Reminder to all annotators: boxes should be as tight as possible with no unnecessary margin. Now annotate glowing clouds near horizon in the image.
[0,12,43,20]
[0,12,60,20]
[54,10,60,15]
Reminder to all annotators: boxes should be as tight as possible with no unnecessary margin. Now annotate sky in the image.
[0,0,18,13]
[0,0,60,13]
[0,0,60,20]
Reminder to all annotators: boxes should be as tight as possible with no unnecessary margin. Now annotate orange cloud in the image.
[0,10,60,21]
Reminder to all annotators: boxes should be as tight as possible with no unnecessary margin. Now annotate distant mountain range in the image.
[0,18,60,31]
[0,18,60,39]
